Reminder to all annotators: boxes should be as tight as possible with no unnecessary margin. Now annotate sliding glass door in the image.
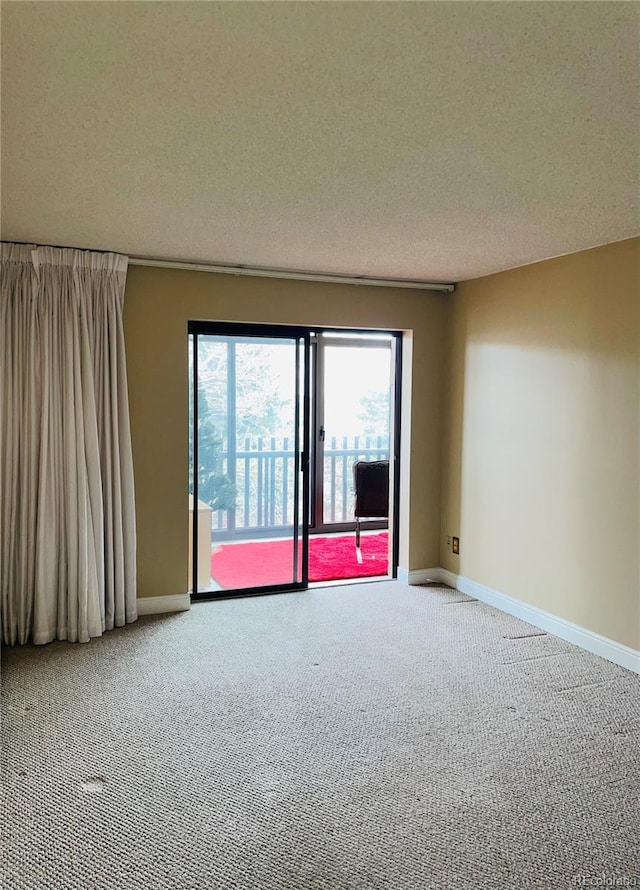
[311,332,395,533]
[189,322,310,597]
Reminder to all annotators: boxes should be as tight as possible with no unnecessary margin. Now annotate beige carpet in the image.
[2,581,639,889]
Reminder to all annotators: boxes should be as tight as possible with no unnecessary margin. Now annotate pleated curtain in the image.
[0,243,137,644]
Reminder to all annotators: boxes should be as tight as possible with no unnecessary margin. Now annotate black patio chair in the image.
[353,460,389,563]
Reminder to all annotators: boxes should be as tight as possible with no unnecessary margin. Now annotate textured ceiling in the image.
[1,1,639,282]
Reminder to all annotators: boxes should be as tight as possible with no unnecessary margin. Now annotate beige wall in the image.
[441,238,640,649]
[123,267,447,600]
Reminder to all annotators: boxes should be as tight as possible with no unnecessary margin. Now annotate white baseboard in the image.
[137,593,191,616]
[397,567,442,586]
[407,568,640,675]
[434,568,459,589]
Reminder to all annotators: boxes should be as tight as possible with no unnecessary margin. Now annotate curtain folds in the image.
[0,243,137,644]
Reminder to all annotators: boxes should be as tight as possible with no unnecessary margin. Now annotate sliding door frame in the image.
[189,320,311,600]
[310,330,400,537]
[390,332,402,578]
[188,322,402,599]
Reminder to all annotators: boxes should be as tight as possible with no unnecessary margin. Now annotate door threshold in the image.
[309,574,391,589]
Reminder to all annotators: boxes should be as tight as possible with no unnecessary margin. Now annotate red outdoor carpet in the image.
[210,532,388,589]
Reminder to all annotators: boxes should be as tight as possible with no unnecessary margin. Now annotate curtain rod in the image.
[128,256,456,292]
[2,242,455,291]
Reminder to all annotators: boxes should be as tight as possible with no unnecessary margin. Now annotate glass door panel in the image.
[190,325,308,596]
[320,339,392,526]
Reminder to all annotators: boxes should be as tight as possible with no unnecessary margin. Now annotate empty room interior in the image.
[1,3,639,889]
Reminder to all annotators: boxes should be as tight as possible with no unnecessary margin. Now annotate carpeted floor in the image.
[2,581,639,889]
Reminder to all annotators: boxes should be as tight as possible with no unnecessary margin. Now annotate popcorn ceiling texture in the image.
[2,581,639,889]
[1,2,638,281]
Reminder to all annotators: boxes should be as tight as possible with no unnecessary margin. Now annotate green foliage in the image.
[188,337,295,512]
[202,341,289,442]
[188,380,237,511]
[357,390,390,438]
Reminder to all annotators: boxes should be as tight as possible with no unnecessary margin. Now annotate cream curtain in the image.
[0,243,137,644]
